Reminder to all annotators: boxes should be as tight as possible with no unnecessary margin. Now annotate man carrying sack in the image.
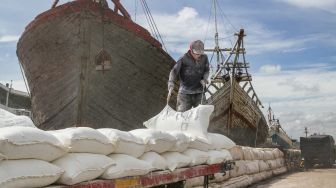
[168,40,210,112]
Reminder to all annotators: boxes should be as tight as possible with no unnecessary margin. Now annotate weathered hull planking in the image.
[207,81,269,146]
[17,0,175,130]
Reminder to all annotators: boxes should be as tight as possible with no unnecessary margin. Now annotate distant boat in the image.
[204,0,268,146]
[17,0,175,130]
[0,82,31,116]
[267,105,293,149]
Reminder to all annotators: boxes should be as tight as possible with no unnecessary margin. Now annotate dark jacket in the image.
[168,50,210,94]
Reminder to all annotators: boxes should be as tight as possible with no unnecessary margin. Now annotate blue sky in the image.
[0,0,335,140]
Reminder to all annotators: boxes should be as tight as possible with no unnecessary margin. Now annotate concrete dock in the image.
[250,168,336,188]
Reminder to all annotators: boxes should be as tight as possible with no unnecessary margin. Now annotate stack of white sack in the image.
[48,127,115,185]
[227,146,286,186]
[142,105,236,171]
[97,128,155,178]
[98,128,169,174]
[0,126,66,188]
[130,129,186,171]
[0,108,36,128]
[191,147,287,188]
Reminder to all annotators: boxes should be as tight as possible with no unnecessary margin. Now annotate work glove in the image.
[200,79,208,88]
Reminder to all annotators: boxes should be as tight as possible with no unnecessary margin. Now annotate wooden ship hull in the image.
[204,28,269,146]
[0,83,31,116]
[0,83,31,110]
[268,106,293,149]
[207,81,268,146]
[16,0,175,130]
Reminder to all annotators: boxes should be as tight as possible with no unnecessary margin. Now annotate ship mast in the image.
[5,80,12,107]
[213,0,220,73]
[205,0,264,137]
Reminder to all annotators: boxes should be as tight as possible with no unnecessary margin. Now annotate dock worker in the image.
[168,40,210,112]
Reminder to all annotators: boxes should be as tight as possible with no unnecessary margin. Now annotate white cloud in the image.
[136,7,330,56]
[253,68,336,139]
[0,35,19,42]
[176,7,198,22]
[259,64,282,74]
[136,7,209,55]
[245,30,327,55]
[277,0,336,14]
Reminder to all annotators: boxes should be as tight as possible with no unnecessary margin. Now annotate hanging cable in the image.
[216,0,239,33]
[139,0,158,39]
[139,0,168,52]
[134,0,137,21]
[18,61,30,96]
[203,1,214,46]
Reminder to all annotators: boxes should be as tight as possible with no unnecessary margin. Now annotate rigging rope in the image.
[134,0,137,21]
[203,0,214,47]
[139,0,168,52]
[216,0,239,33]
[18,61,30,96]
[140,0,157,39]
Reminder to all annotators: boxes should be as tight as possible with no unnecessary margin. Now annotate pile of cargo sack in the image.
[0,105,287,188]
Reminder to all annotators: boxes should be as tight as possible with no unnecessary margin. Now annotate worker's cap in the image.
[191,40,204,55]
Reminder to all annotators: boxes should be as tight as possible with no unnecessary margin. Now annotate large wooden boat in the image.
[17,0,175,130]
[0,82,31,116]
[206,30,268,146]
[267,106,293,149]
[204,1,268,146]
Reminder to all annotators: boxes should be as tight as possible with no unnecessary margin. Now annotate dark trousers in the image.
[176,93,205,112]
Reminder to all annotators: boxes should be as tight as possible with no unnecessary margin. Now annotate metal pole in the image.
[5,80,12,107]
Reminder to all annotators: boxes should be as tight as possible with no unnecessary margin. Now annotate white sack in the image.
[0,159,64,188]
[252,148,264,160]
[249,171,270,184]
[276,158,285,168]
[206,150,228,165]
[161,151,191,171]
[139,152,167,170]
[0,109,36,128]
[245,160,260,174]
[144,105,214,142]
[266,159,278,170]
[229,160,247,178]
[208,133,236,150]
[0,108,15,118]
[168,131,190,152]
[258,160,270,172]
[188,136,212,151]
[272,166,287,175]
[130,129,176,153]
[49,127,114,155]
[220,149,233,161]
[242,147,254,160]
[53,153,114,185]
[0,126,67,161]
[229,145,244,160]
[183,148,209,166]
[212,171,230,183]
[102,154,154,179]
[98,128,145,157]
[263,150,275,160]
[272,148,283,158]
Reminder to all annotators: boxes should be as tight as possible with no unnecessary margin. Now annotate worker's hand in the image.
[200,79,208,88]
